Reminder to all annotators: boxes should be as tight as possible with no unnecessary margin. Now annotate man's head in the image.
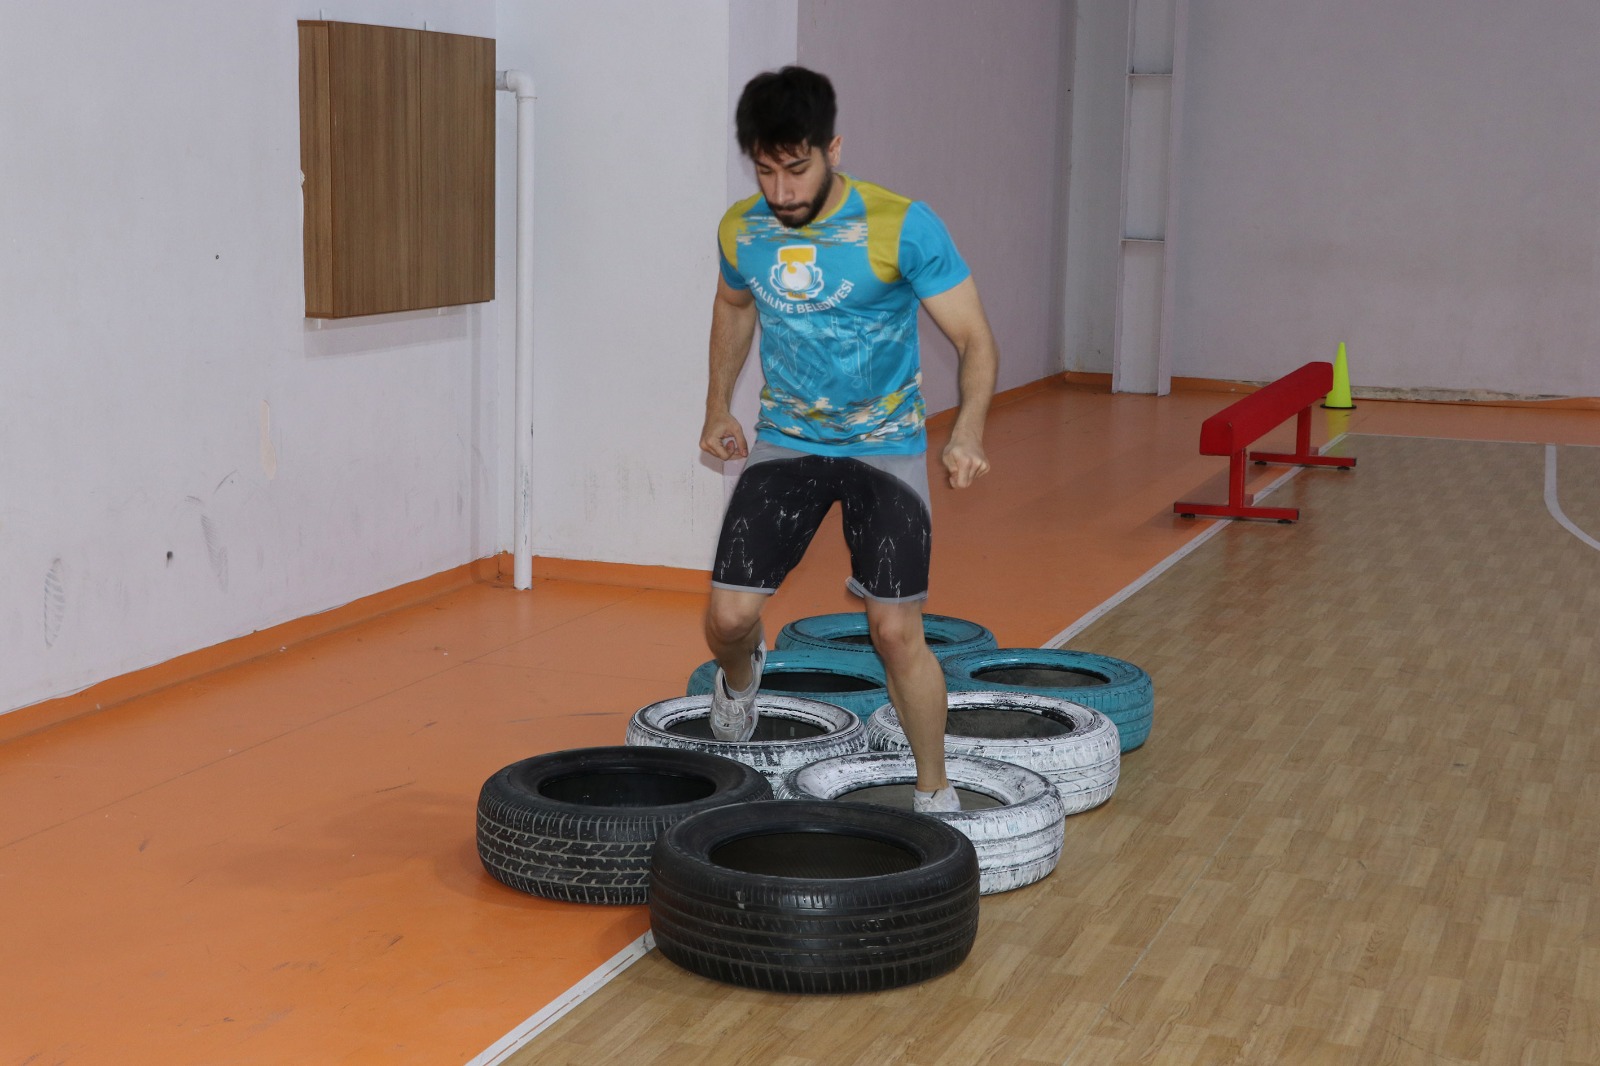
[736,66,842,229]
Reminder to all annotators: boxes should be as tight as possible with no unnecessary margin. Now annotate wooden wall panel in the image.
[298,21,494,319]
[297,24,334,315]
[330,22,420,316]
[419,32,495,309]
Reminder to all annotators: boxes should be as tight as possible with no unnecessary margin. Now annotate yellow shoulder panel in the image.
[718,193,765,267]
[850,178,914,284]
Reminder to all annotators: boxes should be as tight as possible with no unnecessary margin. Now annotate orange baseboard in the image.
[1062,372,1266,395]
[529,556,711,595]
[1060,371,1112,390]
[1437,394,1600,411]
[2,555,510,744]
[1067,370,1600,409]
[926,373,1074,427]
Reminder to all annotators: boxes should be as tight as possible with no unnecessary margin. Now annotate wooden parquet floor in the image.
[515,434,1600,1065]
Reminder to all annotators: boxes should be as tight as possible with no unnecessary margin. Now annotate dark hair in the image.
[735,66,836,160]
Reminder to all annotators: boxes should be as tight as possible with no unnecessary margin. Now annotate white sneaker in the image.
[913,785,961,813]
[709,636,766,742]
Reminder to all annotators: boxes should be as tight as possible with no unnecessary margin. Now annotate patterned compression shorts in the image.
[712,440,932,603]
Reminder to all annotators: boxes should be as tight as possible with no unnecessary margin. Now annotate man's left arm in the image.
[921,277,999,489]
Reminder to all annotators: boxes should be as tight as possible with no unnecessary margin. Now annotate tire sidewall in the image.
[624,694,868,785]
[865,693,1120,815]
[484,746,770,834]
[941,648,1154,750]
[652,800,976,906]
[775,612,998,662]
[686,649,890,720]
[782,751,1067,894]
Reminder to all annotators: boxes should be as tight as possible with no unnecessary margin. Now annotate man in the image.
[700,66,998,813]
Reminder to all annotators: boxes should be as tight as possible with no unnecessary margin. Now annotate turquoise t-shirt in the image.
[717,174,970,456]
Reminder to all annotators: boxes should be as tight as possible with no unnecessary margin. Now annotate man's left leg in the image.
[838,452,954,810]
[864,597,949,795]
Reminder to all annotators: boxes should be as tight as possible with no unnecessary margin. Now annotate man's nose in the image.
[771,173,795,205]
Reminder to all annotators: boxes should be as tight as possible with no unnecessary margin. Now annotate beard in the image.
[772,165,835,229]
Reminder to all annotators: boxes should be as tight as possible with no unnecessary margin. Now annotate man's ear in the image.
[825,135,843,167]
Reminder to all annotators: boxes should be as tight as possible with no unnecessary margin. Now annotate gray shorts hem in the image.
[845,577,930,604]
[710,580,779,597]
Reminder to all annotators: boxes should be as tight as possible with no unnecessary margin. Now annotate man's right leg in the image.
[705,587,767,693]
[706,442,836,740]
[704,586,768,741]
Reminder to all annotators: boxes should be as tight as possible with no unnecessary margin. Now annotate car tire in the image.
[775,612,998,662]
[476,746,771,905]
[624,694,867,792]
[782,751,1065,895]
[649,800,980,993]
[866,691,1121,815]
[941,648,1154,751]
[687,648,890,720]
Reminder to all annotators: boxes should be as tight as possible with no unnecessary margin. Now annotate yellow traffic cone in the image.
[1323,341,1355,409]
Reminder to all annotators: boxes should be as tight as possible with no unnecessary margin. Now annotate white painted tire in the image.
[782,751,1066,895]
[866,691,1120,815]
[625,695,867,792]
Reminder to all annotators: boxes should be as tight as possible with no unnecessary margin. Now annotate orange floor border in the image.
[528,557,710,594]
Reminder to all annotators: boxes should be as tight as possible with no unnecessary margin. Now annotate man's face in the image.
[753,137,842,229]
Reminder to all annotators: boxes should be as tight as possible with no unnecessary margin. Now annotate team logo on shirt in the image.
[770,245,825,301]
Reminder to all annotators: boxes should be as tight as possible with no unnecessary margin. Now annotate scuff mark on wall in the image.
[260,401,278,480]
[44,558,66,647]
[201,515,230,590]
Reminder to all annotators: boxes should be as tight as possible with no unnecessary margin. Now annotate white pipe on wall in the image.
[496,69,537,589]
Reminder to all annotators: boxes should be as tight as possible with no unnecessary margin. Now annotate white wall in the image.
[1167,0,1600,394]
[722,2,800,495]
[798,0,1073,408]
[2,0,1080,716]
[493,1,735,572]
[1,0,502,714]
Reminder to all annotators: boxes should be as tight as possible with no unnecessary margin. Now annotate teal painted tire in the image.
[688,648,890,721]
[940,649,1154,752]
[775,612,998,663]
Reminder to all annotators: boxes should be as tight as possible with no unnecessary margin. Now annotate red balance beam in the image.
[1174,361,1356,523]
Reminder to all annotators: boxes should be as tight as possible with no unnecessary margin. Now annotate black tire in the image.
[686,648,890,720]
[775,612,998,662]
[624,694,867,792]
[649,800,980,993]
[942,648,1155,751]
[476,746,771,905]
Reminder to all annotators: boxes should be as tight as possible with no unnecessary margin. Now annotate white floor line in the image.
[1042,446,1334,649]
[465,931,656,1066]
[1545,445,1600,553]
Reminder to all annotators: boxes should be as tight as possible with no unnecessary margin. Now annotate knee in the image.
[868,611,928,665]
[705,599,762,646]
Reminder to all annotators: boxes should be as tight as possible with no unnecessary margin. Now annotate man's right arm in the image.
[700,274,759,460]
